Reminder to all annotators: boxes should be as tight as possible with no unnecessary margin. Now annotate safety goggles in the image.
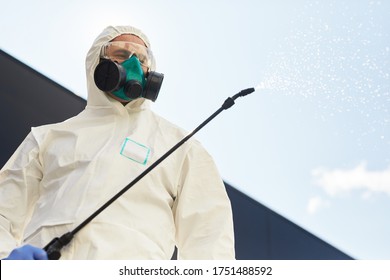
[100,41,154,68]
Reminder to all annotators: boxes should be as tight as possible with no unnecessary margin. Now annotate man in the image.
[0,25,235,259]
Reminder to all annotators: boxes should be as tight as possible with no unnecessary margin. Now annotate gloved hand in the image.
[3,244,48,260]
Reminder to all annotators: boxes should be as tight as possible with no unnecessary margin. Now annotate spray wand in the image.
[43,87,255,260]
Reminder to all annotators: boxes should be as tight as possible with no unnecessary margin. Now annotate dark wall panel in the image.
[0,50,85,166]
[225,184,352,259]
[225,184,269,259]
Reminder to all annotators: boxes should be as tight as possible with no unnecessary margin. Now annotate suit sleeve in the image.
[0,132,42,258]
[173,141,235,260]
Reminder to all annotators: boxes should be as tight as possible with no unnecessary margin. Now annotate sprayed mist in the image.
[255,1,389,145]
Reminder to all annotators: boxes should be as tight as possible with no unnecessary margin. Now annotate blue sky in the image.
[1,0,389,259]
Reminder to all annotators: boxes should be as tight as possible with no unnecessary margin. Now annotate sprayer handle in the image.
[43,232,74,260]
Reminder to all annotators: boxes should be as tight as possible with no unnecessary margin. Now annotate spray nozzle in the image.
[222,87,255,110]
[238,87,255,96]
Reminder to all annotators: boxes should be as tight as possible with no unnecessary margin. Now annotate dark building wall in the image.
[226,185,352,259]
[0,50,352,259]
[0,50,85,165]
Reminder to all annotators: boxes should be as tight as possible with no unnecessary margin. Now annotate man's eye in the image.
[115,54,130,60]
[136,54,147,64]
[111,50,131,59]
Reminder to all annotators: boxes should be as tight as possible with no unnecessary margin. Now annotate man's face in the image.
[103,34,149,104]
[109,34,149,74]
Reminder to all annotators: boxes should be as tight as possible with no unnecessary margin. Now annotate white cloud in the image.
[312,162,390,197]
[307,196,330,215]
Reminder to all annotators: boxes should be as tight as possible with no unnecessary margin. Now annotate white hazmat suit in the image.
[0,26,235,259]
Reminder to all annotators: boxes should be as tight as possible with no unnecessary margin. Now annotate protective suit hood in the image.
[85,25,156,108]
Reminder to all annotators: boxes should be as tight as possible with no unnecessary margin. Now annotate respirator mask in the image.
[94,41,164,102]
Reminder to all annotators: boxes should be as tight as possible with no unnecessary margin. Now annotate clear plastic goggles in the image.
[100,41,154,68]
